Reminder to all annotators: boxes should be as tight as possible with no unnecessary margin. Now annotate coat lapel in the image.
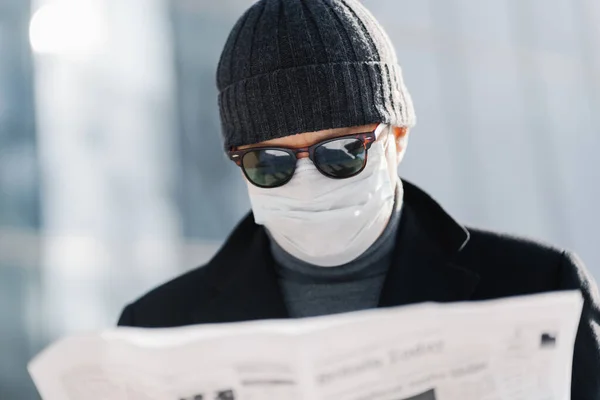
[190,216,289,323]
[193,181,480,322]
[378,200,480,307]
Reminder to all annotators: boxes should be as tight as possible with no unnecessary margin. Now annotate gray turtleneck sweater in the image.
[270,184,402,318]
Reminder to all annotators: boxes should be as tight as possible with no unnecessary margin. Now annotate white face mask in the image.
[246,124,400,267]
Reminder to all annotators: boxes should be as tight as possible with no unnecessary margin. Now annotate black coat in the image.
[118,181,600,399]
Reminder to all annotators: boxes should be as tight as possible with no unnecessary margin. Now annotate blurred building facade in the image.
[0,0,599,398]
[0,1,40,398]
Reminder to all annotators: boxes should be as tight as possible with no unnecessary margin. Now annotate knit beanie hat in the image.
[217,0,416,149]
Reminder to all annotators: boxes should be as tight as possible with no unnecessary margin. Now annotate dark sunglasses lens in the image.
[242,149,296,188]
[314,138,366,178]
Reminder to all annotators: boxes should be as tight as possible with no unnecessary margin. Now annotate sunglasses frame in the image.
[228,130,377,188]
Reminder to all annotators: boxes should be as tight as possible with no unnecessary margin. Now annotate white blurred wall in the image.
[31,0,183,337]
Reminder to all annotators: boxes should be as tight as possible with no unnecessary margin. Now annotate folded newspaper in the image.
[29,291,583,400]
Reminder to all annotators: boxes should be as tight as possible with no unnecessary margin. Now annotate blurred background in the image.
[0,0,599,397]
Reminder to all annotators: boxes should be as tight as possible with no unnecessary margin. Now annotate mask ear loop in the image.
[374,123,394,152]
[374,123,388,141]
[374,124,400,191]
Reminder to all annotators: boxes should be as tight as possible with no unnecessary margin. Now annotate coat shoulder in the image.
[465,227,566,261]
[460,227,567,297]
[118,264,214,328]
[118,214,260,327]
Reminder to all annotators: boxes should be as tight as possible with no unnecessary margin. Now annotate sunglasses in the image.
[228,130,377,188]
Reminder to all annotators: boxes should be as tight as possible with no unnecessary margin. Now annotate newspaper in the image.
[29,291,583,400]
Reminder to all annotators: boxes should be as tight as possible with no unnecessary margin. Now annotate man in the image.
[118,0,600,397]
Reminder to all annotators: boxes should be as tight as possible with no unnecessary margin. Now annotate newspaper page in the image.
[29,291,583,400]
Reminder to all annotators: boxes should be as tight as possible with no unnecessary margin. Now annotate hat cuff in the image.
[219,61,416,149]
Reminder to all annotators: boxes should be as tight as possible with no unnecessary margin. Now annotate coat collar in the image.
[192,180,480,323]
[378,181,480,307]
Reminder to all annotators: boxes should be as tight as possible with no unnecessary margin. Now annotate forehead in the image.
[240,124,378,149]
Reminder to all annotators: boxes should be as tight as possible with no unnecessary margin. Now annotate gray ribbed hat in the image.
[217,0,416,149]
